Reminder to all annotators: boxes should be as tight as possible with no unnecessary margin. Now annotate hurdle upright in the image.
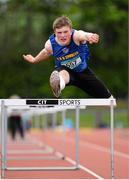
[0,98,116,179]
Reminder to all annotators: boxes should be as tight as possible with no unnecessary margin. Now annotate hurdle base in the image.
[6,166,79,171]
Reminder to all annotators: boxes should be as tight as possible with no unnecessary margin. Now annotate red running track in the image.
[0,128,129,179]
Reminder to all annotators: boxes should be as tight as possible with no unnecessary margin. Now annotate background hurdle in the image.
[0,98,116,179]
[6,105,85,161]
[7,107,66,162]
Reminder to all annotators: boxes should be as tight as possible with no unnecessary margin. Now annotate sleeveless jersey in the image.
[49,29,89,72]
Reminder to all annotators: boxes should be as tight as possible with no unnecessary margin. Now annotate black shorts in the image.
[55,66,112,98]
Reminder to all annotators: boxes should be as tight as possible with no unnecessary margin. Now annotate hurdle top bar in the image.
[0,98,116,106]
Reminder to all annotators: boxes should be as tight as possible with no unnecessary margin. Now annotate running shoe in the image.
[50,71,61,98]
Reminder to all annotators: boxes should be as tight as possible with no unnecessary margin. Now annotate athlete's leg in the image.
[59,69,70,85]
[17,119,24,139]
[73,67,112,98]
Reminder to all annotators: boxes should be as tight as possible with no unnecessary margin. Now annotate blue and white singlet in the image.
[49,29,89,72]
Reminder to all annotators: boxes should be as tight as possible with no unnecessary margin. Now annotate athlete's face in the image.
[54,26,72,46]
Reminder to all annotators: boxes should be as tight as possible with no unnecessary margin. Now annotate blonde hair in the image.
[53,15,72,31]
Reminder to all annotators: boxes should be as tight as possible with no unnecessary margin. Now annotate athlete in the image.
[23,15,112,98]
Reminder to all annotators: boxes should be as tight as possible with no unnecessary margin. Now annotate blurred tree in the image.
[0,0,128,98]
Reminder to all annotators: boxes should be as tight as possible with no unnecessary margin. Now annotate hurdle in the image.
[0,98,116,179]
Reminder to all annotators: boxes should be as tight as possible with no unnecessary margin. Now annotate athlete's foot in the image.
[50,71,61,98]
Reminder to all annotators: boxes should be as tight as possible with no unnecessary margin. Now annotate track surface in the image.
[0,128,129,179]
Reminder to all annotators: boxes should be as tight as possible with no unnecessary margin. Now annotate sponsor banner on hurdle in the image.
[0,98,116,106]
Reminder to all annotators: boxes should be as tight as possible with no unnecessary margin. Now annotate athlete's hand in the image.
[23,54,35,63]
[87,33,99,44]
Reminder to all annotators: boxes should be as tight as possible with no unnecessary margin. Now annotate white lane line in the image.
[64,137,129,159]
[56,152,104,179]
[78,140,129,159]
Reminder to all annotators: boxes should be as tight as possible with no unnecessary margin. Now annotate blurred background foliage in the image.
[0,0,128,100]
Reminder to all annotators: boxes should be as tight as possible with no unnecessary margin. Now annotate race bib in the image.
[61,57,81,69]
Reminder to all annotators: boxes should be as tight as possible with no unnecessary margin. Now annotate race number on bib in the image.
[61,57,81,69]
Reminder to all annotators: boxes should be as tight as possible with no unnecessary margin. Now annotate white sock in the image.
[59,75,65,90]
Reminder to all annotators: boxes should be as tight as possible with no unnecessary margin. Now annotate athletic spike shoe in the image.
[50,71,61,98]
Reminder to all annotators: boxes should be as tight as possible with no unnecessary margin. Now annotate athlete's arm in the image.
[73,30,99,44]
[23,40,53,64]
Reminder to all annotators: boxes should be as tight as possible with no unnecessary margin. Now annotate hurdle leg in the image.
[110,99,115,179]
[75,106,80,169]
[61,110,66,159]
[0,103,2,179]
[1,100,6,178]
[4,106,8,170]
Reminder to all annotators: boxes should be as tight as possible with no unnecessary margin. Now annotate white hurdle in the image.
[0,98,116,179]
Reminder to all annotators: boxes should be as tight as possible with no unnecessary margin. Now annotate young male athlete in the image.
[23,15,112,98]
